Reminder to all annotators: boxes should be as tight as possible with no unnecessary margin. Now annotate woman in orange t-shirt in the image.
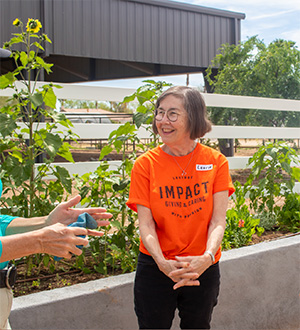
[127,86,235,329]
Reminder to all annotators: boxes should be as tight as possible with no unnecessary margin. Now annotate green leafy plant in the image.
[123,79,171,148]
[0,18,78,277]
[277,193,300,233]
[31,279,40,288]
[0,18,76,217]
[245,141,300,217]
[74,122,139,273]
[223,181,264,250]
[254,211,277,231]
[74,125,140,274]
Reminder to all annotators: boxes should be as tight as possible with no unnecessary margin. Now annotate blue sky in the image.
[176,0,300,46]
[85,0,300,89]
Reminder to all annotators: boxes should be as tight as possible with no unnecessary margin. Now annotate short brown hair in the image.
[152,86,212,140]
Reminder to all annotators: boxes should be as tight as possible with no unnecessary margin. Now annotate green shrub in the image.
[223,181,264,250]
[245,141,299,216]
[277,193,300,232]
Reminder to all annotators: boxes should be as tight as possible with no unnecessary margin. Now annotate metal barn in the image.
[0,0,245,83]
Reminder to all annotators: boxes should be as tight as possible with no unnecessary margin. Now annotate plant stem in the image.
[121,142,126,227]
[26,33,35,217]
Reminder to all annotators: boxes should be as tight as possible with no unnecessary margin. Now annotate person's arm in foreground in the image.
[169,190,229,289]
[0,195,111,263]
[137,204,191,284]
[5,195,112,235]
[0,223,104,263]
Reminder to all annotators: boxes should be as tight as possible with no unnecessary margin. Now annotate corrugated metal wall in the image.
[0,0,41,44]
[0,0,244,81]
[46,0,241,67]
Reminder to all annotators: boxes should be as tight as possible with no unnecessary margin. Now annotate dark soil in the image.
[249,230,297,244]
[54,149,143,162]
[13,256,124,298]
[54,150,118,162]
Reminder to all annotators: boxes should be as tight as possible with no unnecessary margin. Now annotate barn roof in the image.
[0,0,245,83]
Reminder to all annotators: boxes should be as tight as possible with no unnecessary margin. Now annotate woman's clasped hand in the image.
[167,254,213,289]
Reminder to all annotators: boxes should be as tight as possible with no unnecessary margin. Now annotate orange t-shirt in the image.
[126,143,235,263]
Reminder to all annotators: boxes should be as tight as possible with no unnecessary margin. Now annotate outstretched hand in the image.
[40,223,105,259]
[47,195,112,227]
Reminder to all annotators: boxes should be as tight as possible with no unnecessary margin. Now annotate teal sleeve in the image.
[0,241,6,269]
[0,215,17,269]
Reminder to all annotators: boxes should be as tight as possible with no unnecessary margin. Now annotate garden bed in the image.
[13,256,124,297]
[13,229,295,298]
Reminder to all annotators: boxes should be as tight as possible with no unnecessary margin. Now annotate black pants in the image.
[134,252,220,329]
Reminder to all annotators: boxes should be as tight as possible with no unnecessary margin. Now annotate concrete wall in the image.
[211,235,300,330]
[10,235,300,330]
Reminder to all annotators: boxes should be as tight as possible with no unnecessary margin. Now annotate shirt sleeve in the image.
[213,154,235,197]
[0,241,3,264]
[0,215,17,233]
[0,215,17,269]
[126,157,151,212]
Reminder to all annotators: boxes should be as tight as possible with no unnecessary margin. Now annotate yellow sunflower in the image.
[26,18,42,33]
[13,18,21,26]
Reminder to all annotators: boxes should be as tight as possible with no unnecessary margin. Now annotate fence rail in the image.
[1,82,299,190]
[1,81,300,111]
[16,123,300,140]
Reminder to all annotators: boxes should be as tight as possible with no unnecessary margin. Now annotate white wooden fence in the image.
[1,82,299,190]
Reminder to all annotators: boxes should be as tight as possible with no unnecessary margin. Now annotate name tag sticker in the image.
[196,164,213,171]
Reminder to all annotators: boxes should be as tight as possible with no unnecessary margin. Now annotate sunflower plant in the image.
[0,18,76,218]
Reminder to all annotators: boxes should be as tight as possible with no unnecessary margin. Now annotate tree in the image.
[61,99,111,111]
[206,36,300,128]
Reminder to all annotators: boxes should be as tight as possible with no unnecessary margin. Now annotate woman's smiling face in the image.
[155,95,192,148]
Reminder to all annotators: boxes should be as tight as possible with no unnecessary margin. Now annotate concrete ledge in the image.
[11,272,137,330]
[10,235,300,330]
[211,235,300,330]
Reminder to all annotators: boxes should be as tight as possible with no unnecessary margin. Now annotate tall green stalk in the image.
[0,18,75,218]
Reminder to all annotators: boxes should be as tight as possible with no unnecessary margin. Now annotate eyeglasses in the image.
[154,109,179,122]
